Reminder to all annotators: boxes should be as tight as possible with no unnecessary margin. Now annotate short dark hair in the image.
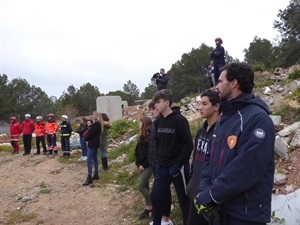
[220,62,254,93]
[201,89,220,106]
[153,89,173,106]
[148,100,155,109]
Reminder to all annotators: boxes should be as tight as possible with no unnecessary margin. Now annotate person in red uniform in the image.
[34,116,47,155]
[9,116,23,154]
[45,113,59,156]
[22,114,35,155]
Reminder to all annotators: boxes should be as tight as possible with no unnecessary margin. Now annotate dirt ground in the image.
[0,151,146,225]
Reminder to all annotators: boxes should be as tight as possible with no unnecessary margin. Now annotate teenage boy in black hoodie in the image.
[186,89,220,225]
[150,89,193,225]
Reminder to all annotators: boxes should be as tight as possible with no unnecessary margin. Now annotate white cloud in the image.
[0,0,290,97]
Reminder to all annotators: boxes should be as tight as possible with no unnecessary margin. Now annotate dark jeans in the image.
[80,136,87,157]
[61,136,70,154]
[214,62,224,85]
[47,134,57,149]
[87,148,99,176]
[36,136,47,153]
[23,134,32,153]
[151,163,190,225]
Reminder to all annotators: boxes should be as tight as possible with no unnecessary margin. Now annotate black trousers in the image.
[61,136,70,154]
[36,136,47,153]
[23,134,32,153]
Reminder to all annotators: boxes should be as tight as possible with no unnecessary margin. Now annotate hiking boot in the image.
[82,175,93,186]
[23,152,30,156]
[101,157,108,171]
[139,209,151,219]
[46,150,53,155]
[92,173,99,180]
[34,152,41,155]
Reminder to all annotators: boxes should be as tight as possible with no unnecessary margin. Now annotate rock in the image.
[278,121,300,137]
[274,172,286,185]
[274,135,289,159]
[270,115,282,126]
[264,87,272,95]
[180,97,190,105]
[290,128,300,149]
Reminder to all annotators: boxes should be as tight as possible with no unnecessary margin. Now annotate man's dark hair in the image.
[201,89,220,106]
[148,100,155,109]
[220,62,254,93]
[153,89,173,106]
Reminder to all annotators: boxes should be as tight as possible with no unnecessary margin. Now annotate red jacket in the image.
[22,119,35,135]
[35,121,46,137]
[10,121,23,139]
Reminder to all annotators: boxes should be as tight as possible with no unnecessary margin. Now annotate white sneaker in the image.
[161,219,173,225]
[82,156,87,161]
[150,219,173,225]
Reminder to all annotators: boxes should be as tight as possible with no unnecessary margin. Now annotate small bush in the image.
[273,103,300,123]
[253,63,265,72]
[4,210,37,225]
[0,144,11,152]
[288,69,300,80]
[108,119,139,139]
[189,118,203,138]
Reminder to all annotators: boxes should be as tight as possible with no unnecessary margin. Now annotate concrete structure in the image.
[96,96,123,122]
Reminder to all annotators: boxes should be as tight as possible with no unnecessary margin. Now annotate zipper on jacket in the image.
[244,193,248,214]
[218,139,226,169]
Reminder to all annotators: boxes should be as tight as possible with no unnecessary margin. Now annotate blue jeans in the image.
[100,148,107,157]
[151,163,190,225]
[86,148,98,176]
[80,136,87,157]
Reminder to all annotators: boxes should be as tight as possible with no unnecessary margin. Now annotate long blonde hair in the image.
[92,111,104,132]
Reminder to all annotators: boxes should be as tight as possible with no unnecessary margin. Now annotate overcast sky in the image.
[0,0,290,97]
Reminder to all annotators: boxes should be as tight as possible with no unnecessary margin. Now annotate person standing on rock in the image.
[99,113,112,171]
[60,115,72,158]
[22,114,35,155]
[34,116,47,155]
[82,111,103,186]
[186,89,220,225]
[45,113,59,156]
[210,37,225,85]
[9,116,23,154]
[152,68,169,91]
[194,62,275,225]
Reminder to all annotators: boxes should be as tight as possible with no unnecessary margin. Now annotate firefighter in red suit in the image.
[9,116,23,154]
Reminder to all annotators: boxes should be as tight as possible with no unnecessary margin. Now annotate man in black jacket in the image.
[60,115,72,158]
[210,37,225,85]
[153,68,169,91]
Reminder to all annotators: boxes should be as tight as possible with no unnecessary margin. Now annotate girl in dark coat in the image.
[82,112,103,186]
[135,116,153,219]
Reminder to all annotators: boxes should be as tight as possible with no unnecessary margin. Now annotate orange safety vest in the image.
[45,121,59,135]
[35,121,46,137]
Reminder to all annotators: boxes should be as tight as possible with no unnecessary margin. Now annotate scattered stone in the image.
[274,172,286,185]
[274,135,289,159]
[290,129,300,149]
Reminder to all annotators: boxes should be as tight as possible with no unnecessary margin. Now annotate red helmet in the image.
[10,116,17,121]
[47,113,54,117]
[215,37,223,44]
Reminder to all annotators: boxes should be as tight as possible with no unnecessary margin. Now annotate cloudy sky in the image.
[1,0,290,97]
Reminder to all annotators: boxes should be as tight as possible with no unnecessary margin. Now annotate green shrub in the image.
[108,119,139,139]
[189,118,203,138]
[253,63,265,72]
[0,144,11,152]
[288,69,300,80]
[273,103,300,123]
